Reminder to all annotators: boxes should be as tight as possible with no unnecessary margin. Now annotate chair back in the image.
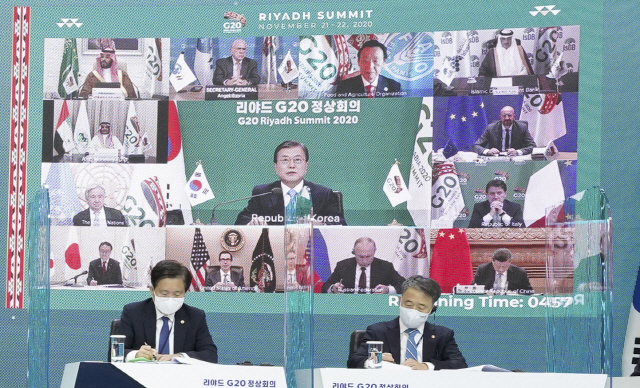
[349,330,367,359]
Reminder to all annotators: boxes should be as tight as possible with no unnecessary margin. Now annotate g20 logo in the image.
[223,21,243,31]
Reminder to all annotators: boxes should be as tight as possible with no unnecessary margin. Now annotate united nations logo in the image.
[220,228,245,251]
[383,32,433,83]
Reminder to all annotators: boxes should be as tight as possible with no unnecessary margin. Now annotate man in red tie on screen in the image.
[335,39,402,98]
[86,242,122,286]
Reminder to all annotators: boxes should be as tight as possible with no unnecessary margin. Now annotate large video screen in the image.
[21,0,605,376]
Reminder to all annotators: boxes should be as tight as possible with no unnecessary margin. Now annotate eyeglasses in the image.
[277,157,305,165]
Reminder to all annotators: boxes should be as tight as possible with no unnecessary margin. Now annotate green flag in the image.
[57,38,80,98]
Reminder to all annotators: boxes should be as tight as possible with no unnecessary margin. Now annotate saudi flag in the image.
[57,38,80,98]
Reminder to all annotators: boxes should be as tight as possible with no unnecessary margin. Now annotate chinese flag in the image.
[430,228,473,293]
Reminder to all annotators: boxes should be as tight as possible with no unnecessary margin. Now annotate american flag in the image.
[189,228,209,291]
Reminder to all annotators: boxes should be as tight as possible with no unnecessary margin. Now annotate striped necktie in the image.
[405,328,419,360]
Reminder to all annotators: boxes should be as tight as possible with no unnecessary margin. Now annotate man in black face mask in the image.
[118,260,218,362]
[348,276,467,370]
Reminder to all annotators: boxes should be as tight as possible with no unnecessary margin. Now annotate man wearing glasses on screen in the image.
[335,39,402,98]
[212,39,260,86]
[234,140,346,225]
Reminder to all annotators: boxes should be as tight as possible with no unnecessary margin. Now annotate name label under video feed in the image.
[388,294,586,310]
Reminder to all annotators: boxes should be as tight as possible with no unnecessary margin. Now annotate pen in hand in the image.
[144,342,157,360]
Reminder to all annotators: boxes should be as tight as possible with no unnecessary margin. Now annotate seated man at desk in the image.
[212,39,260,86]
[348,276,467,370]
[235,140,346,225]
[89,122,124,151]
[78,47,137,98]
[87,242,122,286]
[321,237,405,294]
[473,248,533,294]
[335,39,402,98]
[478,29,534,78]
[472,106,536,156]
[468,179,524,228]
[205,251,245,291]
[119,260,218,362]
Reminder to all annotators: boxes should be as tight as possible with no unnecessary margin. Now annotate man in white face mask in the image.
[348,276,466,370]
[118,260,218,362]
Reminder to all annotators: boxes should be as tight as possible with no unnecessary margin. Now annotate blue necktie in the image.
[405,328,419,361]
[286,188,297,222]
[159,316,170,354]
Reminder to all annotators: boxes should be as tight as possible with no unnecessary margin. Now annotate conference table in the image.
[60,361,623,388]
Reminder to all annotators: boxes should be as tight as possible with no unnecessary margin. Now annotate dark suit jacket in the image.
[87,258,123,285]
[472,120,536,155]
[473,262,533,294]
[632,361,640,376]
[118,298,218,363]
[205,267,245,288]
[212,57,260,85]
[478,38,534,78]
[468,199,525,228]
[347,317,467,369]
[73,206,127,227]
[321,257,405,293]
[235,180,346,225]
[335,75,402,98]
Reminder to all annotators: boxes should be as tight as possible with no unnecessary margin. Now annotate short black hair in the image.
[485,179,507,193]
[150,260,192,291]
[273,140,309,163]
[401,275,441,303]
[492,248,512,263]
[219,251,233,261]
[358,39,388,61]
[99,241,112,250]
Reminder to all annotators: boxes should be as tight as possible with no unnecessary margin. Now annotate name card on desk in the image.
[314,368,608,388]
[62,362,287,388]
[115,363,287,387]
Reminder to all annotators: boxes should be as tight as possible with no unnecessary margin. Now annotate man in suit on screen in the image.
[205,251,245,291]
[348,276,467,369]
[73,185,127,227]
[468,179,524,228]
[212,39,260,86]
[118,260,218,362]
[335,39,402,98]
[87,241,123,286]
[234,140,346,225]
[321,237,405,294]
[472,105,536,156]
[473,248,533,294]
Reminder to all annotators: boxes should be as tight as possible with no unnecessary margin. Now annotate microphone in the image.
[209,187,283,224]
[51,270,88,286]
